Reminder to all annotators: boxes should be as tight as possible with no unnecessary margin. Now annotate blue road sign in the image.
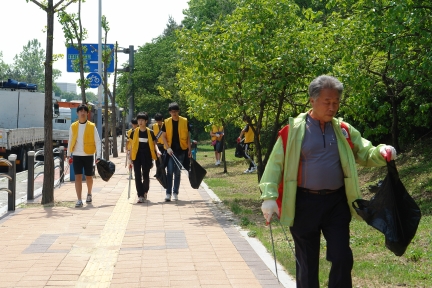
[67,44,115,73]
[87,72,102,88]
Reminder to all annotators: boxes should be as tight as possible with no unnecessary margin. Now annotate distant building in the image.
[56,82,77,94]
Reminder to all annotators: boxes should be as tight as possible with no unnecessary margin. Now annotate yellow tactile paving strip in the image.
[76,184,133,287]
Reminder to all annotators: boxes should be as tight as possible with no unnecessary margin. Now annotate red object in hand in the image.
[68,157,73,164]
[237,137,241,143]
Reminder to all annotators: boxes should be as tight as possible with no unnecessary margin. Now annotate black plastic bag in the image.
[352,160,421,256]
[235,142,245,158]
[189,158,207,189]
[161,150,170,168]
[155,157,167,189]
[182,150,190,171]
[96,158,116,182]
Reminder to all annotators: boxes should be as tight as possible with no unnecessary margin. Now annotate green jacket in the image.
[259,112,387,226]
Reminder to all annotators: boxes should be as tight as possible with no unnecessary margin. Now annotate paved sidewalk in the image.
[0,151,295,287]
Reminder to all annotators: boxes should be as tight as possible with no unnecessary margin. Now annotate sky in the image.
[0,0,190,93]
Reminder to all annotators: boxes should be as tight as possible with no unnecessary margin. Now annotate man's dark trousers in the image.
[290,188,353,288]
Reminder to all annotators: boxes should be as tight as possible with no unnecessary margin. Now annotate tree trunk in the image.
[77,0,86,103]
[41,0,55,204]
[121,113,126,153]
[390,91,400,152]
[110,105,118,157]
[104,75,109,160]
[110,44,119,157]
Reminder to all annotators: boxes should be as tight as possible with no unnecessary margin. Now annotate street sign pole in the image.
[97,0,103,140]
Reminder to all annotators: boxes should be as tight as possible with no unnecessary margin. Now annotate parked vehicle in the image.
[0,79,65,171]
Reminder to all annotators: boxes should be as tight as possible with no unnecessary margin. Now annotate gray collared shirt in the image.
[298,115,344,190]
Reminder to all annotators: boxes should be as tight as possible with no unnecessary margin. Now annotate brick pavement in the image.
[0,150,295,287]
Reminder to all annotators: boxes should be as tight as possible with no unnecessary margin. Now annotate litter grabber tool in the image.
[267,214,301,280]
[128,164,132,199]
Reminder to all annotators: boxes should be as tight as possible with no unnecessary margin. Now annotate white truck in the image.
[0,81,70,171]
[52,107,71,146]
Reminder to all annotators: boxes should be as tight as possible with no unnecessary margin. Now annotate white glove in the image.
[167,148,173,155]
[261,200,279,224]
[380,145,397,162]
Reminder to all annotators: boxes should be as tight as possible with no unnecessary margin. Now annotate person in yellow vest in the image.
[125,118,138,178]
[152,113,165,166]
[237,115,257,173]
[161,102,191,202]
[129,112,161,203]
[125,118,138,153]
[210,124,224,166]
[66,104,101,208]
[152,113,165,178]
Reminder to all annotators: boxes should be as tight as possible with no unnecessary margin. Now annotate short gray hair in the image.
[308,75,344,100]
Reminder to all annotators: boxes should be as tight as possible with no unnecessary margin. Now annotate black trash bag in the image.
[96,158,116,182]
[182,150,190,171]
[189,158,207,189]
[161,150,170,168]
[235,142,245,158]
[155,157,167,189]
[352,160,421,256]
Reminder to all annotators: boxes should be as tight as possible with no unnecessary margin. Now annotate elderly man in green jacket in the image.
[259,75,396,288]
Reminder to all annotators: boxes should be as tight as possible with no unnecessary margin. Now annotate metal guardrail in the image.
[0,147,68,212]
[0,155,16,211]
[29,147,66,196]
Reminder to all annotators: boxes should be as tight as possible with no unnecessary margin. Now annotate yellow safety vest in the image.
[164,116,188,150]
[152,123,164,145]
[70,121,96,154]
[126,128,133,150]
[211,125,224,141]
[244,125,255,144]
[131,127,157,161]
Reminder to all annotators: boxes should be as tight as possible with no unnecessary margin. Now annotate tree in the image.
[177,0,332,179]
[27,0,77,205]
[116,17,182,119]
[182,0,237,30]
[101,15,115,159]
[13,39,53,91]
[0,52,11,80]
[330,0,432,150]
[58,0,89,103]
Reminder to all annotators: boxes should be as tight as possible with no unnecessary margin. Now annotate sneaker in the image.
[173,194,178,201]
[217,160,221,165]
[86,194,92,203]
[249,166,257,173]
[165,194,171,202]
[215,161,219,166]
[137,196,143,203]
[75,200,83,207]
[143,193,148,201]
[243,169,251,174]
